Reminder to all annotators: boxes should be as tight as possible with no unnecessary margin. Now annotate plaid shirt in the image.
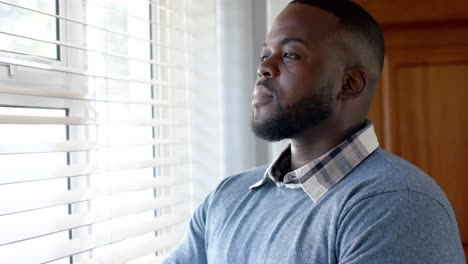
[249,121,379,203]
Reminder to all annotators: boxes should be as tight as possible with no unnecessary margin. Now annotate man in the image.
[163,0,465,263]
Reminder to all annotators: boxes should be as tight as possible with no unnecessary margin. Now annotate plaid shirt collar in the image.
[249,121,379,203]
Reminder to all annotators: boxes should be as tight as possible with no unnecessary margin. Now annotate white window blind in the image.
[0,0,193,263]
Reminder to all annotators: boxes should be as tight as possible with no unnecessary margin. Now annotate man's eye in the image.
[283,52,300,59]
[260,54,269,61]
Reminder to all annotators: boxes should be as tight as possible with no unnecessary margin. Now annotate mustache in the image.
[255,78,276,94]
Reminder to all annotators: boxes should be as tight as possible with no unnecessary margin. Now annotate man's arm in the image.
[336,190,465,264]
[162,196,210,264]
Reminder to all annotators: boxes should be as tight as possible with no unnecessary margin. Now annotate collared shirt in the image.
[249,121,379,203]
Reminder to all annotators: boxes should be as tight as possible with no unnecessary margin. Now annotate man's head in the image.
[250,0,384,142]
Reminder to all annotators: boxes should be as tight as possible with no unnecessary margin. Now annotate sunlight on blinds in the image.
[0,0,193,263]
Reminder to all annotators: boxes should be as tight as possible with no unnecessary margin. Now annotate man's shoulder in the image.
[335,148,451,209]
[213,165,268,195]
[364,149,444,193]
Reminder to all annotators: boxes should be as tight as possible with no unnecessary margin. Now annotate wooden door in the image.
[356,0,468,260]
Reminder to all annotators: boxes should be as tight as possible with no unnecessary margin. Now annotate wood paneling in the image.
[383,22,468,49]
[367,79,383,141]
[395,64,468,213]
[360,0,468,260]
[356,0,468,25]
[382,54,468,261]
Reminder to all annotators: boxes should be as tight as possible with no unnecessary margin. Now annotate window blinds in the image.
[0,0,192,263]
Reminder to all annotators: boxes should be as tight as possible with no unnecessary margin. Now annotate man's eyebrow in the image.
[262,37,308,47]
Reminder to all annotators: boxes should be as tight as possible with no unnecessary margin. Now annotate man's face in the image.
[250,4,342,141]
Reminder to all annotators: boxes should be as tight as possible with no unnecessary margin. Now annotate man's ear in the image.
[337,66,367,99]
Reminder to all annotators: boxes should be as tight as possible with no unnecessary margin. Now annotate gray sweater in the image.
[163,148,465,263]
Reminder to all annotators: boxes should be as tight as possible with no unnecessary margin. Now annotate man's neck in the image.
[289,121,365,171]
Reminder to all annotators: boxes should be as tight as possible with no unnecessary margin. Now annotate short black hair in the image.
[289,0,385,70]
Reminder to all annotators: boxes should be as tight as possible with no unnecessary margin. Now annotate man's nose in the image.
[257,57,279,78]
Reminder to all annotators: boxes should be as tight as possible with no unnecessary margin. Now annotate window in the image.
[0,106,70,264]
[0,0,60,59]
[0,0,193,263]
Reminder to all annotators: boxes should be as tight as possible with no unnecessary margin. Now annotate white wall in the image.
[189,0,223,204]
[267,0,290,29]
[217,0,271,177]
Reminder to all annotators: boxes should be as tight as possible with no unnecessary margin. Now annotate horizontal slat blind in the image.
[0,158,187,184]
[72,232,185,264]
[0,138,185,154]
[0,56,184,86]
[0,84,186,106]
[0,0,192,263]
[0,114,185,126]
[0,196,187,246]
[0,220,187,263]
[0,179,188,216]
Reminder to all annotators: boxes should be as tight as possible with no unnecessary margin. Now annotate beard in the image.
[250,84,334,142]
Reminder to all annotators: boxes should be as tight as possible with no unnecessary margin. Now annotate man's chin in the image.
[250,120,291,142]
[252,132,286,142]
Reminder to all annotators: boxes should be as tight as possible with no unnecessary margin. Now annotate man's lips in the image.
[252,84,274,106]
[252,93,274,105]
